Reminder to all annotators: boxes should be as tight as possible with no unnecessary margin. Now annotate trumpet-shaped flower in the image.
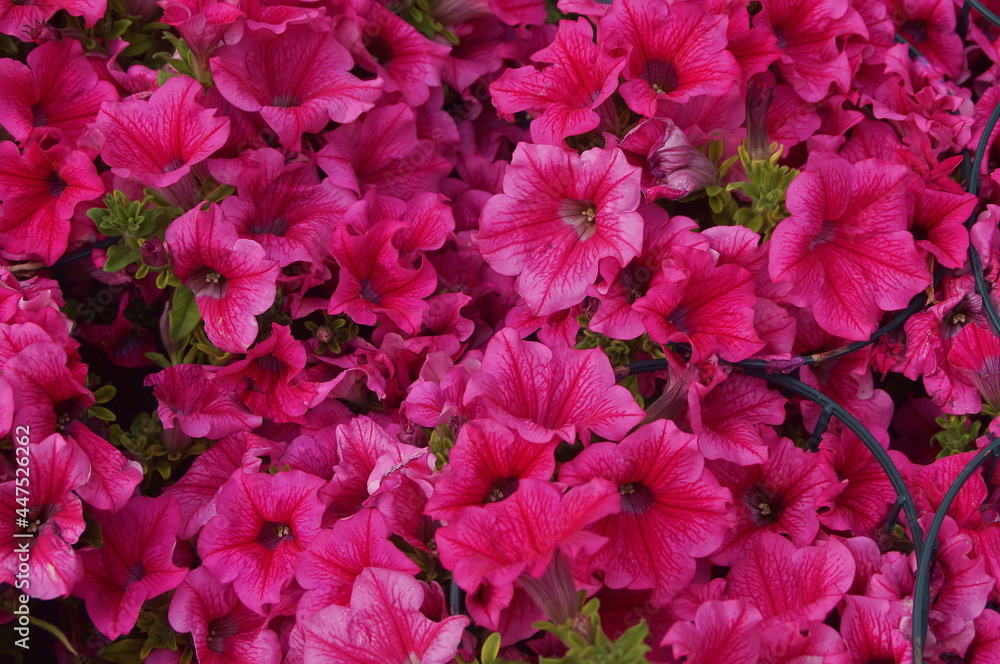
[165,203,279,354]
[94,76,229,188]
[477,144,643,316]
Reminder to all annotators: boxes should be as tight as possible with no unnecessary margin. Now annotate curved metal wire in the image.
[621,359,927,561]
[967,0,1000,29]
[621,9,1000,660]
[911,435,1000,661]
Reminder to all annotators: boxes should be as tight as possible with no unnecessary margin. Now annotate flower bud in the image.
[140,235,170,269]
[746,72,775,162]
[648,122,716,198]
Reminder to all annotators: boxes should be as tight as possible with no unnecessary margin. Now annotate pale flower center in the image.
[559,200,599,241]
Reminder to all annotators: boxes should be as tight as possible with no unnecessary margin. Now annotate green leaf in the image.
[169,286,201,341]
[99,638,146,664]
[28,615,78,655]
[103,244,140,272]
[145,351,172,369]
[88,406,117,422]
[93,385,117,403]
[482,633,501,664]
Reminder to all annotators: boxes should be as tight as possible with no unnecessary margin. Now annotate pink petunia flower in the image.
[0,140,104,265]
[769,154,930,340]
[436,478,619,627]
[146,364,262,439]
[65,421,144,513]
[220,148,352,267]
[425,418,558,521]
[816,430,898,537]
[165,203,280,353]
[295,508,419,616]
[599,0,740,116]
[708,434,830,566]
[687,373,787,466]
[490,18,626,145]
[317,103,452,200]
[0,0,105,39]
[477,144,643,316]
[300,567,468,664]
[4,341,93,439]
[662,600,763,664]
[463,327,645,445]
[327,219,438,335]
[211,24,382,151]
[0,433,89,599]
[725,534,855,629]
[93,76,229,188]
[198,469,326,614]
[348,0,450,107]
[633,244,763,363]
[0,39,117,146]
[75,496,188,639]
[559,420,735,607]
[168,566,281,664]
[948,322,1000,414]
[889,0,964,80]
[214,324,318,423]
[756,0,868,103]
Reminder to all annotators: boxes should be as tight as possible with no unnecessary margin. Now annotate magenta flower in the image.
[165,203,280,353]
[726,535,855,629]
[599,0,740,115]
[5,341,92,438]
[198,469,326,614]
[164,433,262,539]
[478,144,643,316]
[350,0,449,107]
[948,322,1000,413]
[214,324,318,423]
[0,433,88,599]
[169,566,280,664]
[317,103,452,200]
[300,568,469,664]
[890,0,963,79]
[619,119,717,201]
[65,421,144,513]
[94,76,229,187]
[911,186,975,270]
[490,18,626,145]
[425,418,558,521]
[75,496,188,639]
[708,435,830,566]
[464,328,645,445]
[757,0,868,103]
[687,374,787,466]
[78,295,156,368]
[633,245,763,363]
[221,149,353,267]
[840,596,911,664]
[0,140,104,265]
[817,430,898,536]
[769,154,929,340]
[0,39,117,146]
[146,364,262,439]
[211,24,382,151]
[295,508,419,616]
[559,420,734,607]
[0,0,105,39]
[436,478,619,617]
[662,600,763,664]
[327,220,438,335]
